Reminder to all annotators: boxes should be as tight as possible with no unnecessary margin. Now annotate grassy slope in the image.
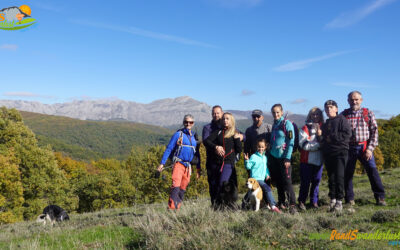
[1,168,399,249]
[20,111,172,161]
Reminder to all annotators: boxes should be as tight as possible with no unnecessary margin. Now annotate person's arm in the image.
[245,154,256,170]
[299,127,321,151]
[202,124,210,142]
[204,130,218,149]
[158,132,180,171]
[244,128,251,154]
[282,121,295,160]
[367,110,379,152]
[265,157,270,179]
[234,135,242,154]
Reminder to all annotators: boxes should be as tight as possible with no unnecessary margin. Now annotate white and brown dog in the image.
[246,178,265,211]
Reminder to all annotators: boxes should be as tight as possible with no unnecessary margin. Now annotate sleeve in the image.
[367,111,379,151]
[265,157,270,178]
[244,128,251,154]
[202,125,210,141]
[283,121,295,160]
[265,124,272,143]
[299,127,321,151]
[160,132,180,165]
[234,137,242,154]
[245,154,256,170]
[204,130,219,149]
[194,137,201,170]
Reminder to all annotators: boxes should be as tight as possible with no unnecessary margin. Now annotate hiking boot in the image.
[329,199,336,212]
[298,202,306,211]
[334,201,343,212]
[289,205,297,215]
[278,202,287,210]
[376,198,387,206]
[349,200,355,206]
[271,206,282,214]
[312,202,319,209]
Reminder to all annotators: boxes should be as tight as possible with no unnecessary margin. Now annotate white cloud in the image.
[326,0,397,29]
[241,89,255,96]
[0,44,18,51]
[290,99,308,104]
[3,92,54,98]
[332,82,377,88]
[273,50,354,72]
[70,20,218,49]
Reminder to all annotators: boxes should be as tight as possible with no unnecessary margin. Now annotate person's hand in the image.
[284,161,291,169]
[196,169,202,179]
[364,149,373,161]
[265,175,270,181]
[215,145,225,157]
[234,133,243,141]
[316,126,322,136]
[157,164,164,172]
[244,153,249,160]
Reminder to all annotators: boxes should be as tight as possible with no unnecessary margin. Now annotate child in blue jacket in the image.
[244,139,281,213]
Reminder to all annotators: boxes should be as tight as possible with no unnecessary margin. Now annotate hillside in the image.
[20,111,173,161]
[1,168,399,249]
[0,97,247,126]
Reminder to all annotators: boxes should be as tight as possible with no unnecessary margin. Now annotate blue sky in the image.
[1,0,399,118]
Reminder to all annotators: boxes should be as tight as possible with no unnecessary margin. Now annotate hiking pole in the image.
[154,164,174,179]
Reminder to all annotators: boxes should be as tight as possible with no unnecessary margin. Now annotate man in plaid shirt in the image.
[342,91,386,206]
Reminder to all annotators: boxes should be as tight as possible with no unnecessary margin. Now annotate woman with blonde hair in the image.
[204,112,242,208]
[298,107,324,210]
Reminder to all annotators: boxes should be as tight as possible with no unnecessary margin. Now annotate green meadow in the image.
[1,168,399,249]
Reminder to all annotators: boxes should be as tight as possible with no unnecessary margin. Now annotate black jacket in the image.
[320,114,352,155]
[204,129,242,165]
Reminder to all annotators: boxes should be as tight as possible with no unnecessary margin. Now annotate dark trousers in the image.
[206,162,219,205]
[345,145,385,202]
[269,155,296,206]
[298,163,323,204]
[324,150,347,200]
[207,162,237,205]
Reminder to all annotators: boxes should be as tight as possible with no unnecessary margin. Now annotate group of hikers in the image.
[157,90,386,214]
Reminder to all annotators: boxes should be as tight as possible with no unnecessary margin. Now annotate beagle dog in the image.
[246,178,263,211]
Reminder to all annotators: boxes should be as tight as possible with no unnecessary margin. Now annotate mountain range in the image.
[0,96,247,126]
[0,96,306,127]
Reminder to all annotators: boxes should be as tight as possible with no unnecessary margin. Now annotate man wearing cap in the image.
[341,91,386,206]
[244,109,272,156]
[320,100,352,212]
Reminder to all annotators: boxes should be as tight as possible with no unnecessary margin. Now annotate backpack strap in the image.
[362,108,370,124]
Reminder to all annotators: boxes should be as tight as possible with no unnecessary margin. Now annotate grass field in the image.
[1,168,399,249]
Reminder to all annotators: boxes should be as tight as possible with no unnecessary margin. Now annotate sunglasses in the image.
[252,115,261,118]
[184,121,194,125]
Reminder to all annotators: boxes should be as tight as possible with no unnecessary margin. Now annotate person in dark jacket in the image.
[204,112,242,208]
[202,105,224,205]
[157,114,200,210]
[320,100,352,212]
